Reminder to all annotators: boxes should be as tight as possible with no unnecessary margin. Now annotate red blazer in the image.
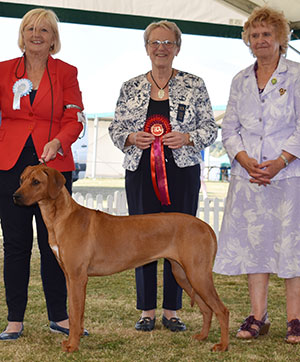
[0,55,83,171]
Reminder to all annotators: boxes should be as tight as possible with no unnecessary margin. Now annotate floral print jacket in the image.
[109,71,217,171]
[222,56,300,180]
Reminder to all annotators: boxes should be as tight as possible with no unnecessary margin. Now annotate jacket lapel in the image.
[32,55,56,108]
[243,64,261,102]
[260,56,288,97]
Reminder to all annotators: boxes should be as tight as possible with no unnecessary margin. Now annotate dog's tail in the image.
[190,288,195,307]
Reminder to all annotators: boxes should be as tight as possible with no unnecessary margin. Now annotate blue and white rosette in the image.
[12,78,33,110]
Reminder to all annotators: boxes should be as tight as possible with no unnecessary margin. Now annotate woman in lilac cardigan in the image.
[214,6,300,343]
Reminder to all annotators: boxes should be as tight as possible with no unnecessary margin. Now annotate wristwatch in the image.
[280,154,289,167]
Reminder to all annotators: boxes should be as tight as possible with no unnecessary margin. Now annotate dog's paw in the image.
[211,343,228,352]
[192,332,208,341]
[61,339,79,353]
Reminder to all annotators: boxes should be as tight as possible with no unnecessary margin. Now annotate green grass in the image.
[0,244,299,361]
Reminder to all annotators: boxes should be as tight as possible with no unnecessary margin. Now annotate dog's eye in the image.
[32,179,40,185]
[19,178,23,185]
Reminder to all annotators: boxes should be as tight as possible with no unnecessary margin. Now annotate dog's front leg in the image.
[62,274,88,352]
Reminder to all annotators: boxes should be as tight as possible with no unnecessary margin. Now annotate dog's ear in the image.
[43,168,66,199]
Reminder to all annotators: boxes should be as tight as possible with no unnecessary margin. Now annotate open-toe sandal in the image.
[285,319,300,344]
[237,312,270,339]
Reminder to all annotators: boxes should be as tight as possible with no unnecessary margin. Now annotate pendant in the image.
[158,89,164,99]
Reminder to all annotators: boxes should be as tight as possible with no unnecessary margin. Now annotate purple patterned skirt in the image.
[213,176,300,278]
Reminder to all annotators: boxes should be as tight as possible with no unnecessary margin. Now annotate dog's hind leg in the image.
[169,260,213,341]
[61,273,88,353]
[185,271,229,352]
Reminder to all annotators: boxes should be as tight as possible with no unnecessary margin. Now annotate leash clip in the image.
[39,158,47,166]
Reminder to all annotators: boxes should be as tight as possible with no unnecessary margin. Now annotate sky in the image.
[1,15,300,115]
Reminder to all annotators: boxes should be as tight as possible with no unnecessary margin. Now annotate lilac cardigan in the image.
[222,56,300,180]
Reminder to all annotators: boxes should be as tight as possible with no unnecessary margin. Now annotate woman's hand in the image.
[126,131,191,150]
[39,138,61,163]
[236,151,289,186]
[236,151,269,186]
[236,151,260,175]
[126,131,155,150]
[249,158,286,186]
[162,132,190,149]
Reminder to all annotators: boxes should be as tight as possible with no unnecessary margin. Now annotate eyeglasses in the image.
[147,40,177,49]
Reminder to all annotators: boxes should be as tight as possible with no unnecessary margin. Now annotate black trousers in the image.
[0,143,70,322]
[126,149,200,311]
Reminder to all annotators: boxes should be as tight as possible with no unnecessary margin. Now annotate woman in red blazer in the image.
[0,8,85,340]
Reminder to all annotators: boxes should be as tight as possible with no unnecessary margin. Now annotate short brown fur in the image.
[13,164,229,352]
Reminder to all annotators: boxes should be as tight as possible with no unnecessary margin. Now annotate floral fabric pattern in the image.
[213,176,300,278]
[109,71,217,171]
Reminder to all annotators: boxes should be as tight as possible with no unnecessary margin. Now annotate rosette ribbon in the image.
[144,114,172,205]
[12,78,33,110]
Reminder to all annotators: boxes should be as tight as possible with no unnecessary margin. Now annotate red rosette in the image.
[144,115,171,205]
[144,114,172,135]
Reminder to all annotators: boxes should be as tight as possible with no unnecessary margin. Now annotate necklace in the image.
[150,69,174,99]
[15,53,26,79]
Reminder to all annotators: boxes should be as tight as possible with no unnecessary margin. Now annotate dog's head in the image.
[13,164,66,206]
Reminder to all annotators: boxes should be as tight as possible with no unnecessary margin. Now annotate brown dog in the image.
[13,164,229,352]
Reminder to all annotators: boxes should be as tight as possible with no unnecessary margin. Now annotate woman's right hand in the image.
[126,131,155,150]
[235,151,269,186]
[39,138,61,163]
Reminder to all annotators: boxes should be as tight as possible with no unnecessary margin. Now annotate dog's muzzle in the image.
[13,192,23,205]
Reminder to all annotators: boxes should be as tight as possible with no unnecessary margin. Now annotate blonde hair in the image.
[18,8,61,54]
[242,6,290,55]
[144,20,182,48]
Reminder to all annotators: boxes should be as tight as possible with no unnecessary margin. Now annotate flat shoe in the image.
[135,317,155,331]
[162,315,186,332]
[0,325,23,341]
[49,321,89,336]
[286,319,300,344]
[236,312,270,339]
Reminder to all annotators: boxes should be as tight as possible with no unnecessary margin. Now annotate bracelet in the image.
[280,154,289,167]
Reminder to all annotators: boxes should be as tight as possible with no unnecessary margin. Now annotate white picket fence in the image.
[72,191,225,238]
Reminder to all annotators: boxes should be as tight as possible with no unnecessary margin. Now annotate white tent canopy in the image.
[1,0,300,39]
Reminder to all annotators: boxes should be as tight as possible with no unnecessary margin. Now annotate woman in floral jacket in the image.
[109,20,217,332]
[213,6,300,343]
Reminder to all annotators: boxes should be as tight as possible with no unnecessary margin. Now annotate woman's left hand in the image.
[249,158,284,186]
[39,138,61,163]
[162,132,189,149]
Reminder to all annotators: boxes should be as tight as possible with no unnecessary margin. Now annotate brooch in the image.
[12,78,33,110]
[279,88,286,96]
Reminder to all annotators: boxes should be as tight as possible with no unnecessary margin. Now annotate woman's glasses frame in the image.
[147,40,177,49]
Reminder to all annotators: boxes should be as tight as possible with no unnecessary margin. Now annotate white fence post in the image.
[96,194,103,211]
[91,117,99,178]
[106,195,114,214]
[213,198,220,239]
